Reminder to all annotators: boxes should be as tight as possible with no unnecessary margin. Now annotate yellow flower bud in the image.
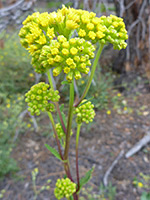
[57,35,67,43]
[96,31,105,39]
[70,63,76,69]
[66,71,73,82]
[78,29,86,37]
[62,48,69,55]
[36,34,47,45]
[27,45,38,55]
[92,17,100,25]
[69,38,76,45]
[51,48,59,55]
[54,55,62,62]
[80,63,86,69]
[66,58,74,66]
[88,31,96,40]
[53,66,62,76]
[74,71,81,80]
[25,34,34,44]
[70,47,78,55]
[81,14,90,24]
[48,58,54,65]
[66,20,79,30]
[87,23,94,30]
[64,67,70,74]
[47,27,55,40]
[62,42,69,48]
[80,56,86,62]
[74,56,80,62]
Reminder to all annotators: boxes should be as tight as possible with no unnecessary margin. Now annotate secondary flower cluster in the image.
[56,123,65,140]
[33,36,95,81]
[25,82,60,115]
[55,123,73,147]
[54,178,76,199]
[97,15,128,50]
[74,100,95,124]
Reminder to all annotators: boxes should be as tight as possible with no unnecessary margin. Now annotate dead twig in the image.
[103,150,124,187]
[125,132,150,158]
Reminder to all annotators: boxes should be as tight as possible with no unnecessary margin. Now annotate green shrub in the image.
[0,32,34,178]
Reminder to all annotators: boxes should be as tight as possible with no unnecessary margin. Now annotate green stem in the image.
[62,80,75,186]
[74,43,104,107]
[46,70,67,134]
[47,69,54,90]
[47,112,63,160]
[76,123,81,192]
[64,80,74,160]
[46,71,74,182]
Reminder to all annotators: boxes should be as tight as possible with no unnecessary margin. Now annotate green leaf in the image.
[141,192,150,200]
[78,97,94,107]
[78,167,94,193]
[69,195,74,200]
[61,81,69,85]
[45,144,62,161]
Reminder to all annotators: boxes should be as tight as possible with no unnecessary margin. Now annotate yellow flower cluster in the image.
[54,178,76,199]
[25,82,60,115]
[97,15,128,49]
[33,36,95,81]
[19,6,128,78]
[74,100,95,124]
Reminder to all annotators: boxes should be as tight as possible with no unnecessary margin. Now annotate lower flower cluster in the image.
[74,100,95,124]
[54,178,76,199]
[25,82,60,115]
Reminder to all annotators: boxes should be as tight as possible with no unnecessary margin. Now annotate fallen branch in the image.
[125,132,150,158]
[0,0,36,32]
[103,150,124,187]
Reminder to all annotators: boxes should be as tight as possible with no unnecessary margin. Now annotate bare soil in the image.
[0,92,150,200]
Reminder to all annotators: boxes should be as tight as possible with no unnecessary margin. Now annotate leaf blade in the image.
[78,167,94,193]
[45,144,62,161]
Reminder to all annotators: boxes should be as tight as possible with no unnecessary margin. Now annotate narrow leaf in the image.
[78,97,94,107]
[61,81,69,85]
[70,196,74,200]
[141,192,150,200]
[78,167,94,192]
[45,144,62,161]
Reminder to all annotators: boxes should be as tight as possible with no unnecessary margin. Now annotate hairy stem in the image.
[74,43,104,107]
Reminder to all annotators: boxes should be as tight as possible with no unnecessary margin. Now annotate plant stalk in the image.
[47,71,74,182]
[76,123,81,192]
[74,43,104,107]
[47,112,63,160]
[64,80,74,160]
[63,80,75,184]
[46,70,67,134]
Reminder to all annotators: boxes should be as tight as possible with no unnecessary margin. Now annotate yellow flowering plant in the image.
[19,5,128,200]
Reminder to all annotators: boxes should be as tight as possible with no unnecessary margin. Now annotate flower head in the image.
[25,82,60,115]
[19,7,128,77]
[74,100,95,124]
[32,36,95,81]
[54,178,76,199]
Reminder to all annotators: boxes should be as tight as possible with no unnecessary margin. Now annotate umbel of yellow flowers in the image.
[19,5,128,82]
